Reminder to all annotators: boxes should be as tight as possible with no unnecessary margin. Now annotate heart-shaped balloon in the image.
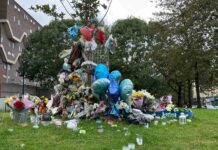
[80,26,94,41]
[97,28,105,44]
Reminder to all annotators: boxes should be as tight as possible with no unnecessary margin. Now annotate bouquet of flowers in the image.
[4,96,25,111]
[4,96,29,123]
[131,91,144,108]
[131,90,155,110]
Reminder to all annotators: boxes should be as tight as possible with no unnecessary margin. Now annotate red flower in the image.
[13,100,25,110]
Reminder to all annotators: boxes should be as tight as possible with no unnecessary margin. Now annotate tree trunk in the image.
[183,85,186,107]
[187,80,192,108]
[195,62,201,108]
[177,84,182,107]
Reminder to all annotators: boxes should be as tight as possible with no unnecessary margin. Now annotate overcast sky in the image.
[16,0,160,26]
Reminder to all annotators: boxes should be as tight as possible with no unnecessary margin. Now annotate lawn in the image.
[0,109,218,150]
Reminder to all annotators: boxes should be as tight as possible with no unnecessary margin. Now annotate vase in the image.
[12,109,28,123]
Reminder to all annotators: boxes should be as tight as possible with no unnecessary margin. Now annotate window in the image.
[3,64,6,70]
[38,26,41,30]
[3,75,7,78]
[8,65,10,70]
[8,0,9,5]
[16,72,18,77]
[14,5,17,9]
[18,8,20,12]
[1,37,3,43]
[12,43,14,48]
[33,21,35,25]
[18,20,20,26]
[12,53,14,57]
[30,19,32,23]
[30,29,32,33]
[8,51,11,55]
[14,16,16,22]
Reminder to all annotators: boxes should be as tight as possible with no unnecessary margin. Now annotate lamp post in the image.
[0,62,3,98]
[22,55,25,96]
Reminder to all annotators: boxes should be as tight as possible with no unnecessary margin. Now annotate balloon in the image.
[80,26,94,41]
[97,27,105,44]
[94,64,109,79]
[120,79,134,106]
[108,79,120,103]
[108,80,119,97]
[109,70,122,82]
[68,24,80,38]
[91,78,110,95]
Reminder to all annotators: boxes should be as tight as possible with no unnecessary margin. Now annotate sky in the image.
[16,0,160,26]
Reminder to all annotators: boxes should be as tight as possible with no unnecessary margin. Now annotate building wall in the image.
[1,82,49,97]
[6,0,41,39]
[0,0,48,97]
[0,0,7,19]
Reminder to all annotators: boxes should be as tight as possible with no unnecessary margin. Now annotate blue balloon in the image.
[108,80,120,105]
[108,80,120,97]
[67,24,80,38]
[91,78,110,95]
[109,70,122,82]
[94,64,109,79]
[120,79,133,106]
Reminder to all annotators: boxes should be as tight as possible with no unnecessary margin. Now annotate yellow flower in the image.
[3,96,15,104]
[68,74,73,81]
[34,99,39,104]
[132,91,143,98]
[44,98,49,104]
[4,97,11,104]
[73,73,80,81]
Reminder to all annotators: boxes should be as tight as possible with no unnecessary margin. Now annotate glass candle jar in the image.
[136,135,143,145]
[122,146,129,150]
[179,112,187,125]
[128,143,135,150]
[97,126,104,133]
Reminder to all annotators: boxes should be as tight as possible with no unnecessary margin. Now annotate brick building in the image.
[0,0,45,97]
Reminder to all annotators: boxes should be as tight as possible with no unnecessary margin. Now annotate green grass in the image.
[0,109,218,150]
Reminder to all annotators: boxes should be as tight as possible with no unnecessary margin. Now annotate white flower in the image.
[141,89,155,100]
[166,104,175,111]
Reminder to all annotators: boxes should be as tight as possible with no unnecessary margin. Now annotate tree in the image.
[155,0,218,108]
[31,0,109,25]
[148,21,188,106]
[18,20,75,88]
[110,18,171,97]
[19,0,113,88]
